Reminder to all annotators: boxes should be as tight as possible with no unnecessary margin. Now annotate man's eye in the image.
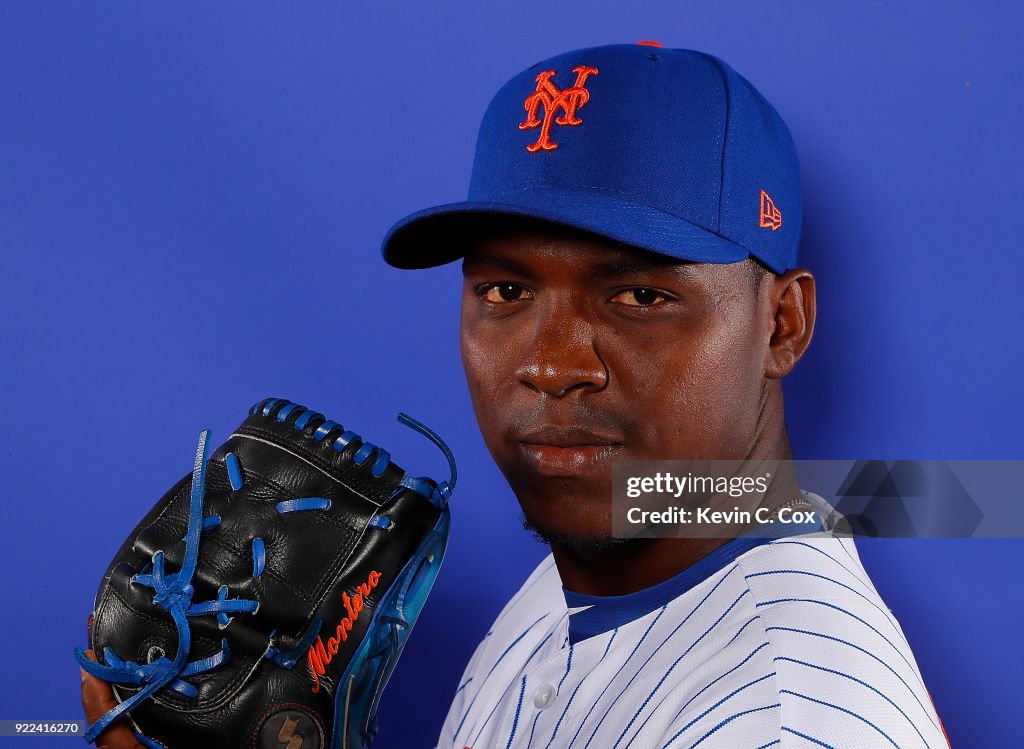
[610,288,670,306]
[480,283,532,303]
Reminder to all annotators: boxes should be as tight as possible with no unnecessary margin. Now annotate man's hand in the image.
[80,650,146,749]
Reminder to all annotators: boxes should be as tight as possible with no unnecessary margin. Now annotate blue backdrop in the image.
[2,2,1021,747]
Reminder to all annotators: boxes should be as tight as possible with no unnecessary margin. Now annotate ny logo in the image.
[519,65,599,152]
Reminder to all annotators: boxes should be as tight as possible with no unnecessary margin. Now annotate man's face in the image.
[460,225,774,544]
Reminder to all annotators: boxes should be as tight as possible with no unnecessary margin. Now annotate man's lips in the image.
[516,425,621,447]
[516,426,623,476]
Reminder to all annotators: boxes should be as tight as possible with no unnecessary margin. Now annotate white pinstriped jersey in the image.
[437,513,949,748]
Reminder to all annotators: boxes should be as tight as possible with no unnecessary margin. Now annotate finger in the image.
[80,650,144,749]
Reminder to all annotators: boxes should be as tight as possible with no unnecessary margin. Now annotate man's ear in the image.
[764,268,816,379]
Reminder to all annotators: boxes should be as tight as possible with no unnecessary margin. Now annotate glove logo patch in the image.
[307,570,383,693]
[255,705,324,749]
[279,716,303,749]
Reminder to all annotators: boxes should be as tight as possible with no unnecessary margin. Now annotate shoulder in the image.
[435,554,566,748]
[490,553,564,632]
[464,554,566,668]
[734,534,950,748]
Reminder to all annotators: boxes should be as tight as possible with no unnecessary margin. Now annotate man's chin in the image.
[521,513,634,552]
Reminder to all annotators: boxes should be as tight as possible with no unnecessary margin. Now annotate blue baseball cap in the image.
[382,43,801,273]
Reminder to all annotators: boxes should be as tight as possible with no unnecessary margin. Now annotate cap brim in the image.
[381,187,750,269]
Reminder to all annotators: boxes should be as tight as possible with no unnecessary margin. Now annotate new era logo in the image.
[760,190,782,230]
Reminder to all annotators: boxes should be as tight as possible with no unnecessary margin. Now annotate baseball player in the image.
[379,43,952,748]
[81,43,951,748]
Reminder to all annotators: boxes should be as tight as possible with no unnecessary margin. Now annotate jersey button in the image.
[533,683,557,710]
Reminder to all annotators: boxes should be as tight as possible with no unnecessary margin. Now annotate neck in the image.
[551,383,796,596]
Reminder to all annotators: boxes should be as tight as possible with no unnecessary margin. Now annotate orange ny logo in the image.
[519,66,599,152]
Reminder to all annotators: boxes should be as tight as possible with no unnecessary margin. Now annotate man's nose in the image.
[515,306,608,397]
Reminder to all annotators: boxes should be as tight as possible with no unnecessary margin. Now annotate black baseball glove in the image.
[76,398,455,749]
